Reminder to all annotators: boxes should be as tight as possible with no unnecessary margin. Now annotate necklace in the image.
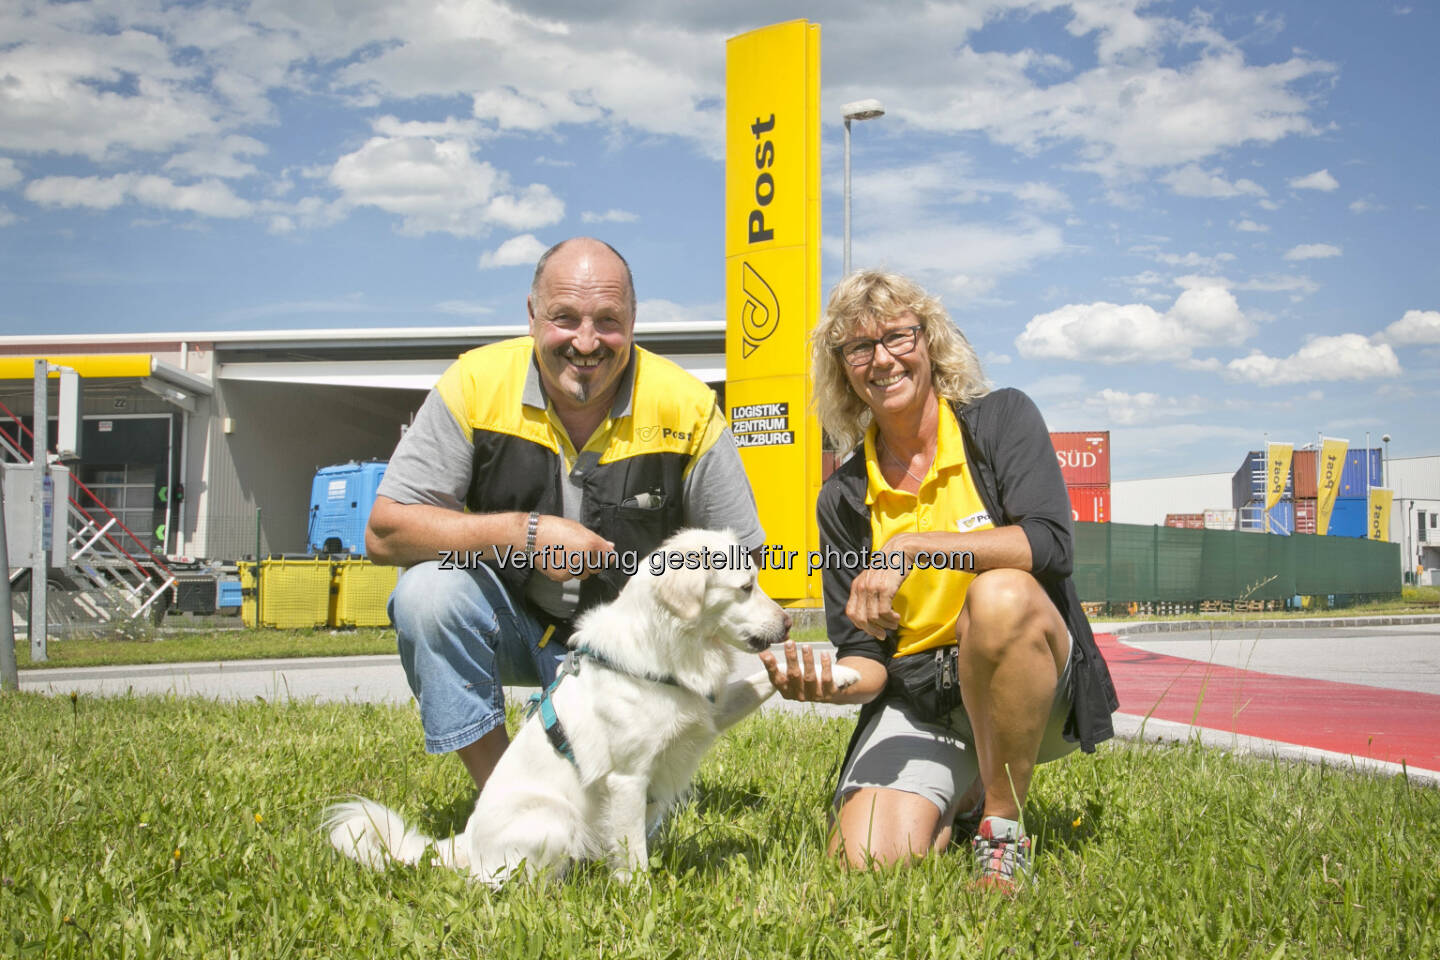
[877,436,931,488]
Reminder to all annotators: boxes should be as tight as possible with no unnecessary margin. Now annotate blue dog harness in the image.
[523,646,709,770]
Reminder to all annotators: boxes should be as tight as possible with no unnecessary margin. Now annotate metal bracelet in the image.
[525,511,540,557]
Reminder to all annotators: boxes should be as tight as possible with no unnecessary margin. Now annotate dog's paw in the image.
[831,664,862,690]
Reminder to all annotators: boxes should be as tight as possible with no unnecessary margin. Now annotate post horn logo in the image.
[739,261,780,358]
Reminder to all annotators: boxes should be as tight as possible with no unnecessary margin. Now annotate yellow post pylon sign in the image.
[725,20,822,603]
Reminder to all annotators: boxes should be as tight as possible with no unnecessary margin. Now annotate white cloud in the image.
[1016,284,1254,364]
[1283,243,1342,261]
[1013,181,1072,211]
[25,174,133,210]
[1288,169,1339,191]
[1226,335,1401,384]
[24,173,252,217]
[1232,218,1269,232]
[0,19,222,161]
[1152,250,1236,270]
[477,233,548,269]
[1161,165,1267,198]
[850,218,1065,298]
[329,135,564,237]
[580,209,639,224]
[635,298,723,326]
[1349,198,1381,213]
[433,300,495,316]
[890,42,1335,175]
[1235,274,1320,296]
[129,175,253,218]
[1376,309,1440,345]
[163,135,267,179]
[1080,388,1204,425]
[0,159,21,190]
[0,206,16,227]
[370,115,484,141]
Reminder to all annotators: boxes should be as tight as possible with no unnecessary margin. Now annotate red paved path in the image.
[1097,633,1440,772]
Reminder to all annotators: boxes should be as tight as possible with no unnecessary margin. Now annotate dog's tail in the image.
[322,798,466,871]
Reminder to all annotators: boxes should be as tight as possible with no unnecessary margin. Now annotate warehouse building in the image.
[0,323,724,562]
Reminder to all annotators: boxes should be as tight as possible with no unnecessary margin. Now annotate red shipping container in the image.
[1292,450,1317,499]
[1294,497,1317,535]
[1050,431,1111,485]
[1068,484,1110,523]
[1164,513,1206,529]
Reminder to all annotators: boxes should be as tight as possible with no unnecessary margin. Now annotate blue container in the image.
[1232,450,1294,509]
[1244,499,1294,535]
[1326,497,1367,538]
[308,461,388,556]
[217,579,243,609]
[1337,448,1382,498]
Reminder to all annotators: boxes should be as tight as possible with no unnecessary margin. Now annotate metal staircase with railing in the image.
[0,398,175,636]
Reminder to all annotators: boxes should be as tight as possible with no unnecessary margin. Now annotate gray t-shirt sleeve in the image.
[682,426,766,551]
[375,389,472,510]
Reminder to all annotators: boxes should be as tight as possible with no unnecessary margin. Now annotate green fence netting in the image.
[1072,522,1401,603]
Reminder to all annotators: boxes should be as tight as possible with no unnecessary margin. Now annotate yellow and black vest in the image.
[435,337,726,614]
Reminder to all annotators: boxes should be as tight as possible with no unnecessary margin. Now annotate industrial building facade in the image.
[0,324,724,564]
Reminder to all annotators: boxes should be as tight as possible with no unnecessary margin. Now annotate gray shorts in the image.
[834,635,1078,820]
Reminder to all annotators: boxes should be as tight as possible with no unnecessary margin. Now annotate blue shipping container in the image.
[1242,499,1294,535]
[308,461,388,556]
[1231,450,1294,509]
[1337,448,1382,498]
[1326,497,1367,538]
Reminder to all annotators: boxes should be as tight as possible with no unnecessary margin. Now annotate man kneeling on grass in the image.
[760,270,1119,892]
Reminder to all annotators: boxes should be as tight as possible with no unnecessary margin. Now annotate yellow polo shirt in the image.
[866,401,994,657]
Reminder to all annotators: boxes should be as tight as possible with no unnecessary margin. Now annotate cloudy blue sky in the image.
[1,0,1436,478]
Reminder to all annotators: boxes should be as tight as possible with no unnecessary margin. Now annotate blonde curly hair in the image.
[811,271,990,452]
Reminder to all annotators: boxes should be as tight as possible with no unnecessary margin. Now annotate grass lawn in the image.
[13,628,397,670]
[1,693,1435,958]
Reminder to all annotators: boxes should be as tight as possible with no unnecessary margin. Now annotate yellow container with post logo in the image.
[239,558,333,628]
[330,559,398,628]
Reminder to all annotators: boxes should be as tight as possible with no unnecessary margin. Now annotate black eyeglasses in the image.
[836,325,923,366]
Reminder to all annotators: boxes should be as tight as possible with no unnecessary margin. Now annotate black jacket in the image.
[816,387,1119,753]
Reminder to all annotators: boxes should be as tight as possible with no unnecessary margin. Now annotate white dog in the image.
[325,528,859,886]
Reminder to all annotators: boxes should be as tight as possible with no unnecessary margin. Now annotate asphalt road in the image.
[1118,624,1440,695]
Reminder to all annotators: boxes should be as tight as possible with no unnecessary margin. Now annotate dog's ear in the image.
[653,565,706,621]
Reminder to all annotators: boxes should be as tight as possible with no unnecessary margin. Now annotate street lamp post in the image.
[842,98,885,277]
[1381,433,1391,488]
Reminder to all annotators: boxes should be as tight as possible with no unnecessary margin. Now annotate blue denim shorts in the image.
[389,560,568,754]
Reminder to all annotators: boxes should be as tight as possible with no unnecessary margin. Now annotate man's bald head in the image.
[531,237,636,316]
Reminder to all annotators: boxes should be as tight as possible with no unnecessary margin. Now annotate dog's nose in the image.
[781,610,793,631]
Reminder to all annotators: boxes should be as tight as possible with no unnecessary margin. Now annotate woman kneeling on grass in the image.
[760,271,1119,892]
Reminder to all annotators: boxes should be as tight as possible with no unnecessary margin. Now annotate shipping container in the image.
[1338,448,1382,498]
[1238,500,1295,534]
[1164,513,1206,529]
[1294,498,1317,535]
[308,460,388,556]
[1292,449,1317,499]
[1262,500,1295,535]
[1050,431,1110,485]
[1327,497,1367,538]
[1067,484,1110,523]
[1203,508,1237,530]
[1231,450,1294,509]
